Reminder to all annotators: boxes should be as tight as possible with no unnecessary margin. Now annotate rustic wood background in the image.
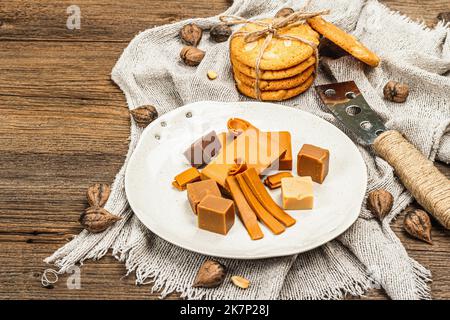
[0,0,449,300]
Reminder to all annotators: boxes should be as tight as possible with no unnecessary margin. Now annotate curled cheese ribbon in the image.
[220,1,329,100]
[227,118,257,137]
[228,158,248,176]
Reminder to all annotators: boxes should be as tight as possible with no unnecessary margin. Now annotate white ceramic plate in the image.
[125,101,367,259]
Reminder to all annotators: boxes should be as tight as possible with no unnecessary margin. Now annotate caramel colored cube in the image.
[183,131,222,168]
[197,195,235,235]
[297,144,329,184]
[281,176,314,210]
[267,131,292,170]
[186,180,221,214]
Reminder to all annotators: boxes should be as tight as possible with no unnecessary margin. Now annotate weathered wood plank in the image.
[0,0,232,42]
[381,0,450,25]
[0,242,179,299]
[0,41,125,101]
[1,0,448,43]
[1,211,448,299]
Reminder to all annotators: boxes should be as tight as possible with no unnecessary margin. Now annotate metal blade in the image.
[315,81,386,145]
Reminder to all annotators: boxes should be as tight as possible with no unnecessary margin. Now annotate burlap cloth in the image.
[46,0,450,299]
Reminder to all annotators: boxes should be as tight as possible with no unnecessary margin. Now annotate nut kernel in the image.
[207,70,218,80]
[230,276,250,289]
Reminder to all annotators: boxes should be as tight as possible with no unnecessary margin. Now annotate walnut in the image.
[437,12,450,24]
[180,46,205,66]
[367,189,394,220]
[275,8,294,18]
[79,207,122,233]
[210,24,232,43]
[130,105,158,128]
[383,81,409,103]
[404,209,433,244]
[86,183,110,207]
[180,23,203,47]
[192,260,226,288]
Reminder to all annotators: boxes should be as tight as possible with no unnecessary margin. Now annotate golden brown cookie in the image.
[231,55,316,80]
[233,65,315,91]
[307,16,380,67]
[230,19,320,70]
[236,75,315,101]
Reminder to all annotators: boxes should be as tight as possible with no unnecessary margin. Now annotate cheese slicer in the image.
[314,66,450,229]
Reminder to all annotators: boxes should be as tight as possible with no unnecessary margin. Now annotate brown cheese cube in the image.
[172,167,201,190]
[297,144,330,184]
[183,131,222,168]
[197,195,235,235]
[281,176,314,210]
[267,131,292,170]
[186,180,221,215]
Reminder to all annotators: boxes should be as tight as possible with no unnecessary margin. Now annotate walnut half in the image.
[383,81,409,103]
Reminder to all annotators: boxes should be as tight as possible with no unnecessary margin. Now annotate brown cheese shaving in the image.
[236,174,285,235]
[242,168,296,227]
[264,172,293,189]
[226,176,264,240]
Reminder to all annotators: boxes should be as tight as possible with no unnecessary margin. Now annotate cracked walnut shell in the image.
[192,260,226,288]
[86,183,110,207]
[383,81,409,103]
[130,105,158,128]
[180,23,203,47]
[404,209,433,244]
[367,189,393,220]
[180,46,205,66]
[79,207,122,233]
[210,24,232,43]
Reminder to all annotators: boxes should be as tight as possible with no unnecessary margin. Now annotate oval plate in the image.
[125,101,367,259]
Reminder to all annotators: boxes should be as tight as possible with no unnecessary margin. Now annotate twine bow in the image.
[220,2,329,100]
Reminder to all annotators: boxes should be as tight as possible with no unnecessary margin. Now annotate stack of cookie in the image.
[229,16,380,101]
[230,19,320,101]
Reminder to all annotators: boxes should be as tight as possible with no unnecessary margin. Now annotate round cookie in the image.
[231,55,316,80]
[236,75,315,101]
[307,16,380,67]
[233,65,315,91]
[230,19,320,70]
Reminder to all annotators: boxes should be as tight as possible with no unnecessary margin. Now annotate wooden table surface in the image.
[0,0,449,300]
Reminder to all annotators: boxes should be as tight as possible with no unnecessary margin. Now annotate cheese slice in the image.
[201,128,286,190]
[281,176,314,210]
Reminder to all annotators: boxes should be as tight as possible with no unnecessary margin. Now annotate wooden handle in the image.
[374,130,450,229]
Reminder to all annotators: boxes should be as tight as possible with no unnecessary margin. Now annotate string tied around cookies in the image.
[220,2,329,100]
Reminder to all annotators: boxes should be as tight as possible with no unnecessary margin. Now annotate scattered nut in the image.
[86,183,110,207]
[404,209,433,244]
[210,24,232,43]
[437,12,450,24]
[192,260,226,288]
[180,23,203,47]
[180,46,205,66]
[79,207,122,233]
[275,8,294,18]
[207,70,218,80]
[383,81,409,103]
[367,189,394,220]
[130,105,158,128]
[230,276,250,289]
